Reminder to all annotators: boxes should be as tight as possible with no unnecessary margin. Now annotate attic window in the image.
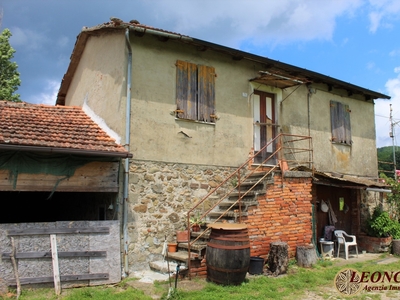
[330,100,352,145]
[175,60,216,123]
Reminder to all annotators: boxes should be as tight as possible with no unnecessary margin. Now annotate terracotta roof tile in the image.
[0,101,130,156]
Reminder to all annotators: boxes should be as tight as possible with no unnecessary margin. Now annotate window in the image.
[330,100,352,145]
[175,60,216,123]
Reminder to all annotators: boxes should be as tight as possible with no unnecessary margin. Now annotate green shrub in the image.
[366,207,395,237]
[390,221,400,239]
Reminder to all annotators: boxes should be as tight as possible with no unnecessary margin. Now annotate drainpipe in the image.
[307,87,314,168]
[122,28,132,277]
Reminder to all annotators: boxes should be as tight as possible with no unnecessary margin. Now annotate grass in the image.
[2,255,400,300]
[1,278,153,300]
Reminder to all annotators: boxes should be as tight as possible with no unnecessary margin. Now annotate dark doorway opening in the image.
[0,192,118,223]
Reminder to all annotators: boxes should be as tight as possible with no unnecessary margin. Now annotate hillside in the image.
[377,146,400,178]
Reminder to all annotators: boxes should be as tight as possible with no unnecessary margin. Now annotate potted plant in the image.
[390,221,400,255]
[380,174,400,255]
[366,207,394,238]
[360,207,394,253]
[190,211,206,232]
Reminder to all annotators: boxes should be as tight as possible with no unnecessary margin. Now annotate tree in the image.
[0,28,21,102]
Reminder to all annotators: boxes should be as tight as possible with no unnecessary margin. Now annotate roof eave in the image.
[0,144,133,158]
[188,37,391,100]
[56,23,391,106]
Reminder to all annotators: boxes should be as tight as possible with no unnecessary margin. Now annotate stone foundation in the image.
[127,160,233,271]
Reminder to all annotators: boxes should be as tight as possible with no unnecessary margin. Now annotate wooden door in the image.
[253,91,276,164]
[316,185,353,240]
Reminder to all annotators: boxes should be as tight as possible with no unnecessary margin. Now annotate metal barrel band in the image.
[206,242,250,250]
[206,264,249,273]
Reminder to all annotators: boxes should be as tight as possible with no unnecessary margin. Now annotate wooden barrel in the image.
[206,223,250,285]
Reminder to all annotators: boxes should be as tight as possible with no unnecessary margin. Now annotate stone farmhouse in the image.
[1,18,391,283]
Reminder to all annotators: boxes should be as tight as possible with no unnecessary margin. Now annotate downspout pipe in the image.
[122,28,132,277]
[307,86,315,168]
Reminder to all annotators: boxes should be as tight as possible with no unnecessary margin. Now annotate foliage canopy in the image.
[0,28,21,102]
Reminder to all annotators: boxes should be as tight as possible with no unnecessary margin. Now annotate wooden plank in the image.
[0,161,119,192]
[7,227,109,236]
[10,237,21,298]
[50,234,61,295]
[2,251,107,259]
[7,273,109,286]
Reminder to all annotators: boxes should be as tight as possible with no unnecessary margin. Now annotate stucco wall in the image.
[280,84,378,177]
[64,31,379,177]
[64,32,127,142]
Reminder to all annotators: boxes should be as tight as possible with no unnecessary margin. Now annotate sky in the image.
[1,0,400,148]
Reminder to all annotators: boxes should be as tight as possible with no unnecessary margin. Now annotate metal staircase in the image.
[154,133,313,277]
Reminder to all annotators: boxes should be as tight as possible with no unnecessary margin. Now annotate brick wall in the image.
[244,172,313,259]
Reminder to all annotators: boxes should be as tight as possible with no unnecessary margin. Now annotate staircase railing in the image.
[185,133,313,275]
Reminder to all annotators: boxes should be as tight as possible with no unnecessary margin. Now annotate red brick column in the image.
[244,173,313,258]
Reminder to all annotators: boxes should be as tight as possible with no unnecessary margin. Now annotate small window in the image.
[330,100,352,145]
[175,60,216,123]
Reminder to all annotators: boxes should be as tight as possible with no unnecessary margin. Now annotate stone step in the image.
[208,211,249,218]
[218,199,258,208]
[178,242,207,251]
[164,249,203,264]
[236,180,265,189]
[190,230,210,239]
[246,171,269,179]
[227,191,266,201]
[149,259,189,275]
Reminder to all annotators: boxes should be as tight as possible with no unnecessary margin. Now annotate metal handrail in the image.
[185,133,313,277]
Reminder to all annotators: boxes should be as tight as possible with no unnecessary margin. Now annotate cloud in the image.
[386,75,400,102]
[375,68,400,147]
[368,0,400,33]
[26,80,59,105]
[148,0,363,47]
[389,49,400,57]
[367,62,376,70]
[9,26,48,51]
[368,12,383,33]
[57,36,69,48]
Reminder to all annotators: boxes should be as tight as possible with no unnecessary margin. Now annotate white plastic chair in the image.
[334,230,358,260]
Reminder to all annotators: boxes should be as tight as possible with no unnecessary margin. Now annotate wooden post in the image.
[50,234,61,295]
[296,244,318,268]
[10,237,21,299]
[267,242,288,275]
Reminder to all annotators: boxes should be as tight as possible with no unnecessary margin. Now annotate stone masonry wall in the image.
[127,160,233,271]
[245,172,313,259]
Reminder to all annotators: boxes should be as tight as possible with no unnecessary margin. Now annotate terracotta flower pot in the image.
[168,243,178,253]
[192,224,200,232]
[176,230,189,242]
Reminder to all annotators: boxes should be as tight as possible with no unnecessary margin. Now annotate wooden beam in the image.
[2,251,107,259]
[7,273,109,286]
[0,161,119,192]
[7,227,109,236]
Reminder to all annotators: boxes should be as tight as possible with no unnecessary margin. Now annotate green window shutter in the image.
[176,60,197,120]
[197,65,216,123]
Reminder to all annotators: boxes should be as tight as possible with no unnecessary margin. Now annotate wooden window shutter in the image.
[197,65,216,122]
[343,104,352,145]
[330,100,351,145]
[176,60,197,120]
